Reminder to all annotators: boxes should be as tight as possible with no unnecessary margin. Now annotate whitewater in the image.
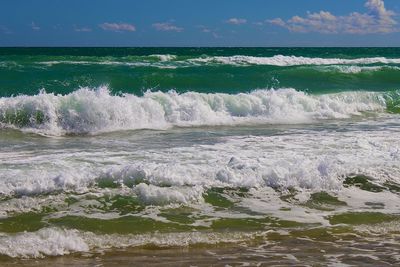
[0,86,391,135]
[1,48,400,265]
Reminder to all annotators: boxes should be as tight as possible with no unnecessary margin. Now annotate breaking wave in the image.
[190,55,400,66]
[0,227,262,258]
[0,86,390,135]
[31,55,400,69]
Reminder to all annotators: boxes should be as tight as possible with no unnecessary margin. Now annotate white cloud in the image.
[152,22,183,32]
[74,26,92,32]
[268,0,398,34]
[197,25,221,38]
[197,25,211,33]
[31,22,40,31]
[226,18,247,25]
[268,18,286,27]
[99,22,136,32]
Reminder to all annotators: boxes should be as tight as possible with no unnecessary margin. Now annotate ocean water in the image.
[1,47,400,265]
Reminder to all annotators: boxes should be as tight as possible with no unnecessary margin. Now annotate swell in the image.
[0,87,390,135]
[3,55,400,69]
[2,54,400,98]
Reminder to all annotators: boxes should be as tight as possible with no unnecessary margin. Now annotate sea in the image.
[1,47,400,266]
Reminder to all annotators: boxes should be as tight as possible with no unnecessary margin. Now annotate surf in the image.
[0,86,390,135]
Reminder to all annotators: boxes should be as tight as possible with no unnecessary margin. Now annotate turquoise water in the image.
[1,47,400,96]
[1,48,400,265]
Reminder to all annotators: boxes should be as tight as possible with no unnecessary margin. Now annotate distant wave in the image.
[191,55,400,66]
[34,55,400,69]
[0,86,390,135]
[148,54,177,61]
[37,54,179,69]
[38,60,178,69]
[314,65,400,74]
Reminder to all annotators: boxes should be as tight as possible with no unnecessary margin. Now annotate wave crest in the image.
[191,55,400,66]
[0,87,387,135]
[34,55,400,68]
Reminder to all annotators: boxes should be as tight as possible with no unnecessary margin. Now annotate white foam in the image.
[38,54,177,69]
[322,65,382,74]
[1,118,400,234]
[0,228,89,258]
[0,227,267,258]
[134,183,204,205]
[191,55,400,66]
[0,168,96,196]
[36,55,400,69]
[0,61,22,70]
[3,124,400,207]
[39,60,154,67]
[149,54,177,61]
[316,65,400,74]
[104,128,400,199]
[0,87,387,135]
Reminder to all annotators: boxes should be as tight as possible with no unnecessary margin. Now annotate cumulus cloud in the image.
[197,25,221,38]
[99,22,136,32]
[268,18,286,27]
[226,18,247,25]
[31,22,40,31]
[268,0,398,34]
[152,22,183,32]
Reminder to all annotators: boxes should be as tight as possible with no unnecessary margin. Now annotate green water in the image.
[1,48,400,265]
[1,47,400,97]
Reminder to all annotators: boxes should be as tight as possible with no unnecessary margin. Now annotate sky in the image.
[0,0,400,47]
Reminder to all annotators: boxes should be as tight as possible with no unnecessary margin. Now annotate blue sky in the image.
[1,0,400,46]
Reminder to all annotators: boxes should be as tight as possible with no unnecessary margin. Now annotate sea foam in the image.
[0,227,264,258]
[0,87,387,135]
[191,55,400,66]
[36,55,400,68]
